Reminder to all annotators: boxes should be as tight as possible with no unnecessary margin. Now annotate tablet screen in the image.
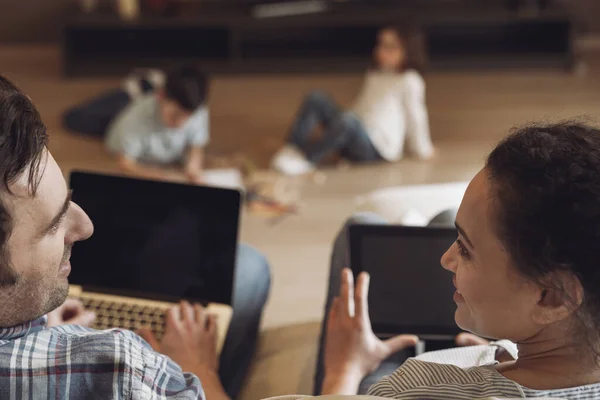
[349,225,460,336]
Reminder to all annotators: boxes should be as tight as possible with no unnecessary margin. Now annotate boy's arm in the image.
[117,154,186,182]
[184,146,204,183]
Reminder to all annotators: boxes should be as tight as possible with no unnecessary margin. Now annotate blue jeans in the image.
[288,91,381,164]
[220,244,271,398]
[63,79,154,137]
[313,213,456,395]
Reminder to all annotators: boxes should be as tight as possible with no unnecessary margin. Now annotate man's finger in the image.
[355,272,371,326]
[60,298,85,321]
[166,306,182,328]
[193,303,205,323]
[67,311,96,327]
[207,314,217,336]
[197,305,208,330]
[340,268,355,317]
[63,298,84,312]
[384,334,419,356]
[180,301,194,323]
[137,327,160,351]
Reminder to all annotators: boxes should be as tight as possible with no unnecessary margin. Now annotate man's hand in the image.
[138,301,219,374]
[47,298,96,327]
[138,302,230,400]
[322,268,418,394]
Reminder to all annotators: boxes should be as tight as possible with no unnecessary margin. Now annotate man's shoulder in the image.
[10,325,155,361]
[0,326,187,399]
[49,325,151,348]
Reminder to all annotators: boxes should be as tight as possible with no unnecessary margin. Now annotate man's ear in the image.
[531,272,583,325]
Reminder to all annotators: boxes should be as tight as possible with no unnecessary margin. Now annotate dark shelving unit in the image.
[62,2,574,77]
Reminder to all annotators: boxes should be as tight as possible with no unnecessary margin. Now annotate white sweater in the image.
[352,70,434,161]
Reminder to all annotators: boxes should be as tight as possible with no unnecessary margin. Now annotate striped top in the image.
[265,342,600,400]
[367,342,600,399]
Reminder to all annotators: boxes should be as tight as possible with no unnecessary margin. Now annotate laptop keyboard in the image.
[69,285,234,355]
[79,296,168,340]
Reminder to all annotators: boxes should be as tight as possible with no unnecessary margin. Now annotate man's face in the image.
[0,151,93,327]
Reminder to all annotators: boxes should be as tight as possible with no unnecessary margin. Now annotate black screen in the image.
[69,172,240,306]
[350,225,460,336]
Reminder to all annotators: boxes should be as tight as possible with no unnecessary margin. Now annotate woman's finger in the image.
[340,268,355,317]
[328,297,340,323]
[355,271,371,327]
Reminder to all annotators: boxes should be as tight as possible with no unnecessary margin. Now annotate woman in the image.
[275,121,600,399]
[271,27,434,176]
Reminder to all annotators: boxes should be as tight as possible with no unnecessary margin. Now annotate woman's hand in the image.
[322,268,419,395]
[456,332,489,346]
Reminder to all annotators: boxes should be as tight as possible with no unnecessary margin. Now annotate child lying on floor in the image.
[271,27,435,176]
[64,65,209,183]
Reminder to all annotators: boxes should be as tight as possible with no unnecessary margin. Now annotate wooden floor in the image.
[2,45,600,331]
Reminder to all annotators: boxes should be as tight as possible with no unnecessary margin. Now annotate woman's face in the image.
[374,29,405,71]
[441,169,545,341]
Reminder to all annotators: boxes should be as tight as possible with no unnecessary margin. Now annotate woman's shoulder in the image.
[367,359,521,398]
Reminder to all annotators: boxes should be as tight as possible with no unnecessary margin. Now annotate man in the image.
[0,75,269,399]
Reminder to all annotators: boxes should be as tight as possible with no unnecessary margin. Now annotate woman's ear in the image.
[531,272,583,325]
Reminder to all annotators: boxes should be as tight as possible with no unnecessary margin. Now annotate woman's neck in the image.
[497,331,600,390]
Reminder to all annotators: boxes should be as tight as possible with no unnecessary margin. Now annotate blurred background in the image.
[1,0,599,397]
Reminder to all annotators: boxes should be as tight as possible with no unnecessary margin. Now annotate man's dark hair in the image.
[486,121,600,350]
[0,76,48,285]
[164,65,208,112]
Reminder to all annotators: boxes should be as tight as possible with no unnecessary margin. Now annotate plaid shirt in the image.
[0,317,205,399]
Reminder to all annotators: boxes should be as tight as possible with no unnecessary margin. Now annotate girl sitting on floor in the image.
[271,26,435,176]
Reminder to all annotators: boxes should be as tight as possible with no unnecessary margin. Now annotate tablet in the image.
[349,224,461,339]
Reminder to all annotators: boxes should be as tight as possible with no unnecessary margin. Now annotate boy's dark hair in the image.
[0,76,48,286]
[384,26,426,74]
[486,121,600,352]
[164,65,208,112]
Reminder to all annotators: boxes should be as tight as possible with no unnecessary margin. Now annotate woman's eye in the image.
[456,239,470,259]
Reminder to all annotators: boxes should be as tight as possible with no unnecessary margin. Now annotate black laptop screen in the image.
[68,172,240,306]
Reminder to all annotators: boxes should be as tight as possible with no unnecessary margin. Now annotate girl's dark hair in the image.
[486,121,600,351]
[381,26,426,74]
[164,65,208,112]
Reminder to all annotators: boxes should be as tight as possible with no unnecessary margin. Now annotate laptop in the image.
[349,224,461,341]
[68,171,241,354]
